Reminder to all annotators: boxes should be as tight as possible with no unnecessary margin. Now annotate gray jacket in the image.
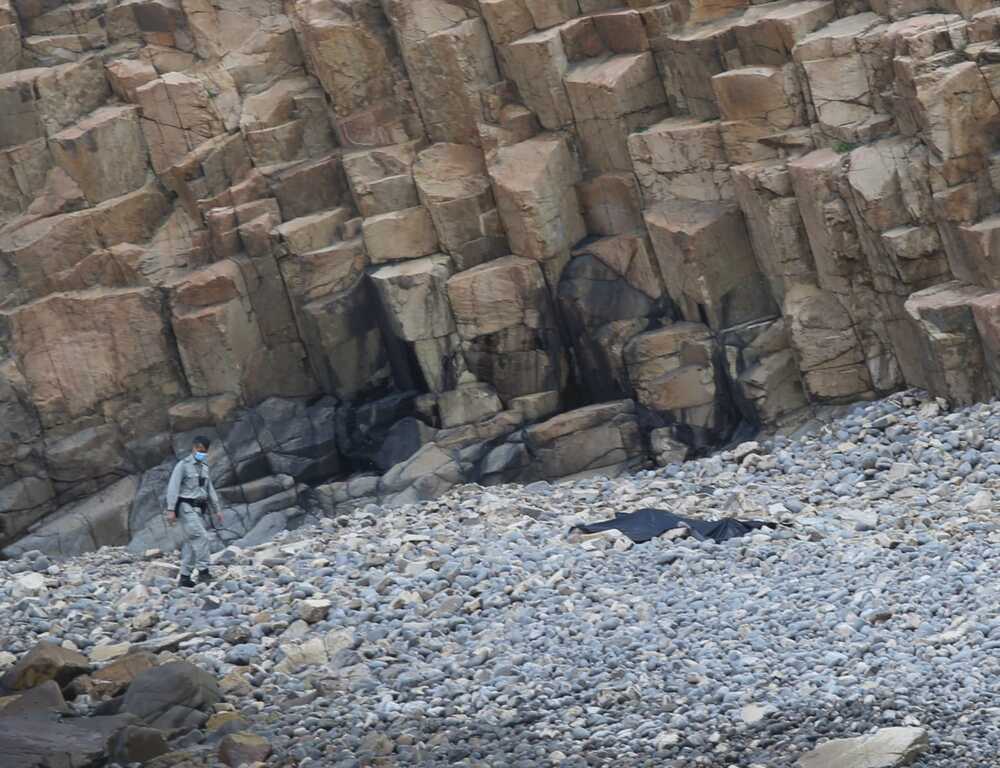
[166,454,222,515]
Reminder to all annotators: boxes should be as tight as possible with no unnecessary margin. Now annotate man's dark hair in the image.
[193,435,212,450]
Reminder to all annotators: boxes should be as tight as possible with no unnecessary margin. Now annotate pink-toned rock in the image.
[292,0,421,148]
[564,52,668,173]
[948,214,1000,290]
[5,0,1000,557]
[447,255,567,403]
[525,400,644,480]
[627,116,733,206]
[712,65,808,164]
[9,288,183,434]
[644,200,777,330]
[343,141,422,218]
[577,173,644,236]
[50,106,149,204]
[503,28,573,130]
[784,284,873,402]
[135,72,227,173]
[971,291,1000,395]
[722,318,809,426]
[731,160,816,304]
[793,13,888,143]
[362,206,439,265]
[480,0,535,46]
[625,323,728,439]
[490,134,586,285]
[901,282,991,405]
[381,1,500,146]
[170,261,266,401]
[413,143,507,270]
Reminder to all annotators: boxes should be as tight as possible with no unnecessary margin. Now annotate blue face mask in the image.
[194,451,207,462]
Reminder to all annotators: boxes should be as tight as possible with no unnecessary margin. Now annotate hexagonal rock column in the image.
[8,287,183,436]
[342,141,423,218]
[949,214,1000,290]
[577,172,644,236]
[563,52,669,174]
[489,134,586,287]
[273,229,389,402]
[290,0,423,149]
[711,65,809,164]
[643,200,777,330]
[791,13,890,144]
[361,206,439,265]
[381,0,500,146]
[446,255,567,405]
[627,116,734,207]
[370,254,466,393]
[731,159,817,306]
[784,283,873,403]
[971,291,1000,396]
[170,260,266,402]
[134,72,227,173]
[50,106,149,204]
[558,234,668,401]
[656,14,744,120]
[624,323,730,445]
[900,281,991,406]
[787,148,859,293]
[413,144,507,271]
[731,0,835,67]
[502,26,574,131]
[721,318,808,428]
[0,5,20,76]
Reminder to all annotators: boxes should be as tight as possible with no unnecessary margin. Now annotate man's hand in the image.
[165,509,176,526]
[215,513,225,528]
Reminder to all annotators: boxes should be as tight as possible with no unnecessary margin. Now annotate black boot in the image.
[197,569,212,584]
[178,573,195,588]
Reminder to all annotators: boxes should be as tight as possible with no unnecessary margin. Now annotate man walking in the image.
[165,436,224,588]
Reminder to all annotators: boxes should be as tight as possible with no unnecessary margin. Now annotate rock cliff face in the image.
[2,0,1000,555]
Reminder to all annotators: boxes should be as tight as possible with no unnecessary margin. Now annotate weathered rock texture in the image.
[3,0,1000,555]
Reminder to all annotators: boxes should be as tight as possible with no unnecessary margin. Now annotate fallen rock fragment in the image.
[798,727,929,768]
[219,732,273,767]
[297,598,332,624]
[0,642,90,691]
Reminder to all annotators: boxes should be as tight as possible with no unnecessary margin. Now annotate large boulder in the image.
[120,661,221,731]
[798,727,928,768]
[899,282,991,406]
[524,400,645,480]
[2,474,139,559]
[0,642,90,691]
[68,651,158,701]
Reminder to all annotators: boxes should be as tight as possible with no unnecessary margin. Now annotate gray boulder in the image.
[120,661,221,731]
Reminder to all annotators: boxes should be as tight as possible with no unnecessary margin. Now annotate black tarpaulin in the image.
[573,507,772,544]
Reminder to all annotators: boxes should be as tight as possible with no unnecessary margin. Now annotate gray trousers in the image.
[178,503,211,576]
